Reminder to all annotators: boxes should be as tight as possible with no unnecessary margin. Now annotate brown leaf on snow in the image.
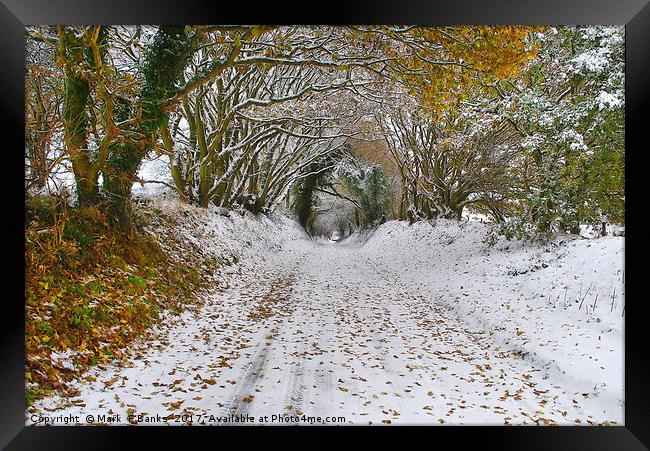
[168,400,183,410]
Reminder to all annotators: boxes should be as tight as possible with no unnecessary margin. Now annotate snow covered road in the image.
[28,214,624,426]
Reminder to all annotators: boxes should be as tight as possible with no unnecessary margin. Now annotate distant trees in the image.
[290,145,349,231]
[336,157,390,229]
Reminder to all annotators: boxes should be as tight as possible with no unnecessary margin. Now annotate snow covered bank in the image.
[143,197,307,268]
[362,219,624,422]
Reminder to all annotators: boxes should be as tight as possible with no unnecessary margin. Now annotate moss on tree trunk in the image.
[102,26,192,229]
[63,68,98,206]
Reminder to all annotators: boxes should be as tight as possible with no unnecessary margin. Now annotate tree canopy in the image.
[25,25,624,239]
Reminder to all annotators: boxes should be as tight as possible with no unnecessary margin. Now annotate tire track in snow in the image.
[221,274,297,422]
[222,326,278,420]
[283,364,305,415]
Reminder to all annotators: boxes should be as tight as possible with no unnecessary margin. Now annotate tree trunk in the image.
[63,69,99,206]
[103,26,192,226]
[73,167,99,207]
[103,142,144,231]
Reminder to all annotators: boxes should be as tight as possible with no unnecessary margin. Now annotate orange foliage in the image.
[388,26,542,117]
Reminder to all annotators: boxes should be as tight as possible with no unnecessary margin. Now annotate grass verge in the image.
[25,195,219,407]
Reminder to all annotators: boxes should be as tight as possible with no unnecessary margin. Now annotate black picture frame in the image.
[2,1,648,448]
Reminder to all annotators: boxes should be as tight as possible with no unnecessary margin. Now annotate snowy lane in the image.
[278,242,617,425]
[28,232,622,426]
